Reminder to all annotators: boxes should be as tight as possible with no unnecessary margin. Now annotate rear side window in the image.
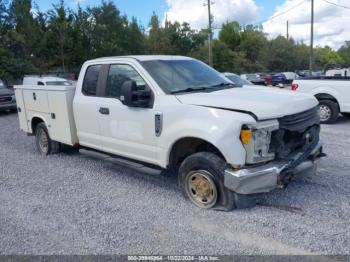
[82,65,101,96]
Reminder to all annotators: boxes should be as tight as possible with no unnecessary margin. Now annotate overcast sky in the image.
[35,0,350,49]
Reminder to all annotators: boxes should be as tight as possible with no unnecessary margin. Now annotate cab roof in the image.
[88,55,194,63]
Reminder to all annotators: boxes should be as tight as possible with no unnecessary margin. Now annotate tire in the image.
[319,100,339,124]
[34,122,60,155]
[342,113,350,118]
[178,152,236,211]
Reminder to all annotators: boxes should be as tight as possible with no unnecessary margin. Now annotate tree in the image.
[46,0,74,72]
[314,46,344,69]
[69,4,93,71]
[218,21,241,51]
[125,17,147,55]
[3,0,38,80]
[293,43,309,70]
[191,40,247,74]
[337,41,350,65]
[237,28,269,72]
[147,13,172,54]
[88,1,131,58]
[267,36,296,72]
[147,13,206,56]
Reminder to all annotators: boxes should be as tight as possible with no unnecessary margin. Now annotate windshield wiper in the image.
[210,82,234,88]
[170,87,209,94]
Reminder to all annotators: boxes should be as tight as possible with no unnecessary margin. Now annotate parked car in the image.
[222,72,253,87]
[296,70,324,78]
[15,55,323,210]
[283,72,297,81]
[241,74,267,86]
[325,68,350,77]
[272,73,293,87]
[257,73,272,86]
[23,76,74,86]
[0,79,16,112]
[292,77,350,123]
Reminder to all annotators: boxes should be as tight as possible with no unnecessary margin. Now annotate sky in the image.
[33,0,350,49]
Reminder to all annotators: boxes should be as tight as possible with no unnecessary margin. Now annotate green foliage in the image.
[219,21,241,50]
[337,42,350,64]
[0,0,348,83]
[147,13,206,55]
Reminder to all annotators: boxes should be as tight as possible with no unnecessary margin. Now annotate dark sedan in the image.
[272,73,293,87]
[0,80,17,112]
[222,73,253,87]
[241,74,267,86]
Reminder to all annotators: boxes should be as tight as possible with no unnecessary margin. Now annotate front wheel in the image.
[35,122,60,155]
[319,100,339,124]
[178,152,236,211]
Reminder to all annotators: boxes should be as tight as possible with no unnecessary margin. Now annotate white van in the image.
[23,76,74,86]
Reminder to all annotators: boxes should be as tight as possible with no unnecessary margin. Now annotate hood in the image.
[0,88,14,96]
[176,87,318,120]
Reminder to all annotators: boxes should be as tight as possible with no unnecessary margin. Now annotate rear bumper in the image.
[224,141,323,194]
[0,102,16,111]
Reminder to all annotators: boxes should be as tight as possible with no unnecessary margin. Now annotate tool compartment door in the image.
[47,89,78,146]
[14,88,29,132]
[22,88,50,113]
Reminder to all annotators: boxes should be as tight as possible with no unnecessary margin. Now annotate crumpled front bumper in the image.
[224,141,324,195]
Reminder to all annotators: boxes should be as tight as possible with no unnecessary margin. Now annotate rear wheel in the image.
[35,122,60,155]
[319,100,339,124]
[179,152,236,211]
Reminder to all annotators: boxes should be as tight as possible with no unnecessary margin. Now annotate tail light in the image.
[291,83,298,91]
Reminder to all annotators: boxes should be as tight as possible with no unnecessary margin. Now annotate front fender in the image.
[157,104,256,168]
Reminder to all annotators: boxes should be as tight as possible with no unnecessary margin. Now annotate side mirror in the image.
[120,80,151,108]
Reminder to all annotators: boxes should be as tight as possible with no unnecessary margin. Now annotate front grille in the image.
[0,96,12,104]
[271,107,320,159]
[279,106,320,132]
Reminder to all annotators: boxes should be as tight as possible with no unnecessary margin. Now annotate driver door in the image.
[96,62,158,165]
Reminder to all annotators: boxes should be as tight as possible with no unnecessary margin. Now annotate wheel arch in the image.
[168,137,226,171]
[30,116,47,134]
[315,93,340,110]
[315,93,338,103]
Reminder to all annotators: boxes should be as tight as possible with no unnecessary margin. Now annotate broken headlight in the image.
[241,120,279,164]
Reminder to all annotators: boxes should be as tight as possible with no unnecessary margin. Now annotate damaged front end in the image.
[224,106,325,195]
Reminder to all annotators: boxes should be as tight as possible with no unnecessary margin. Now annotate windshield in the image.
[45,81,73,86]
[141,59,231,94]
[225,74,252,87]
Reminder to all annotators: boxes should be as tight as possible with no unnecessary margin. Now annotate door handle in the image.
[99,107,110,115]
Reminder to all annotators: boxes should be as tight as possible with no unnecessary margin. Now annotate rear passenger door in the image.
[73,64,105,150]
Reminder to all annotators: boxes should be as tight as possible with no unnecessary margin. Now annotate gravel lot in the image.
[0,112,349,255]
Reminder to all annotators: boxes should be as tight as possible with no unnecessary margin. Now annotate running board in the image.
[79,148,163,175]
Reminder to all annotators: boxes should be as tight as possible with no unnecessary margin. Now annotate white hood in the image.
[176,87,318,120]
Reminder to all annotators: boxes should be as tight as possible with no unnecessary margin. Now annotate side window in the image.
[82,65,101,96]
[37,81,45,86]
[106,64,146,98]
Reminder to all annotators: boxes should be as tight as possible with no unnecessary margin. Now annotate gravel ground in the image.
[0,112,349,255]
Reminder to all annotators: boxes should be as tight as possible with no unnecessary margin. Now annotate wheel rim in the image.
[37,128,49,154]
[185,170,218,209]
[319,105,331,122]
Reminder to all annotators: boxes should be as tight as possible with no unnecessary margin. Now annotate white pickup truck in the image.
[292,78,350,123]
[15,56,324,210]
